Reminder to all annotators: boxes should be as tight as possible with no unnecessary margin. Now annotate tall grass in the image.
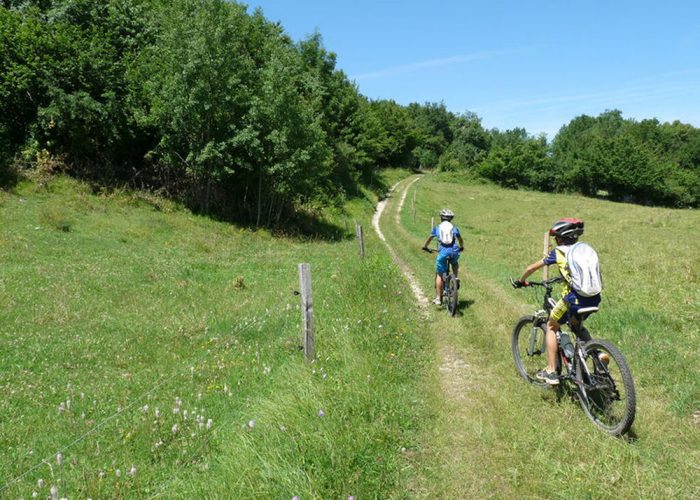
[0,174,430,498]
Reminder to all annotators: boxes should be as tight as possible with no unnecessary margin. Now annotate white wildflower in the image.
[172,424,178,434]
[56,452,62,465]
[206,419,213,430]
[129,464,137,477]
[37,479,44,488]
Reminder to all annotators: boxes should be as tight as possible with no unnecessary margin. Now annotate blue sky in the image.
[245,1,700,138]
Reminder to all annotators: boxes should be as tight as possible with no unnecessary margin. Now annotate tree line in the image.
[2,0,698,224]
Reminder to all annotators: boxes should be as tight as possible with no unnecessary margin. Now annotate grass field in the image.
[0,173,432,498]
[380,173,699,497]
[1,171,698,498]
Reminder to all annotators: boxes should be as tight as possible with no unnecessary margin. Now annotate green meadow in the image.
[0,173,431,498]
[1,171,698,498]
[382,173,699,497]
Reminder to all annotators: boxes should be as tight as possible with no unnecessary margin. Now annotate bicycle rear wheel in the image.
[576,339,636,436]
[447,274,458,316]
[512,316,548,387]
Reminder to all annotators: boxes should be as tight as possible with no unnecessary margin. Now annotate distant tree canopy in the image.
[2,1,699,216]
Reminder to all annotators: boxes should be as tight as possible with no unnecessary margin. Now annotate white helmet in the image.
[439,208,454,221]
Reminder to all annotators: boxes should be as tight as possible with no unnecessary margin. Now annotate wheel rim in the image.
[513,319,548,387]
[448,276,458,315]
[579,344,633,433]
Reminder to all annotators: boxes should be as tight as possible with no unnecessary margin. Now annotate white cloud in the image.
[352,48,527,81]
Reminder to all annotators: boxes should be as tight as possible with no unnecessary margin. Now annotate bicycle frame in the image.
[521,278,620,405]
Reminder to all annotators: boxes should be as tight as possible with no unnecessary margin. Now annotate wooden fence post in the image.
[543,231,550,280]
[298,263,315,361]
[431,217,434,230]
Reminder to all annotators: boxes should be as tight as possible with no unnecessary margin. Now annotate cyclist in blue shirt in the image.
[422,208,465,305]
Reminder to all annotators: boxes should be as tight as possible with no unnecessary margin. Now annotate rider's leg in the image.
[570,316,591,342]
[545,318,560,373]
[435,272,443,301]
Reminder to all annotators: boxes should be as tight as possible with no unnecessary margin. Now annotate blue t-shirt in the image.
[431,225,461,253]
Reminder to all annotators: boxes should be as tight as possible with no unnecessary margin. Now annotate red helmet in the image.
[549,218,584,239]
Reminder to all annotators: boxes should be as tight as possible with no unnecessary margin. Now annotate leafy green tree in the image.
[479,129,552,189]
[437,111,490,171]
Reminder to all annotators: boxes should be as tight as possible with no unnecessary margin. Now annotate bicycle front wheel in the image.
[512,315,548,387]
[576,339,636,436]
[447,274,458,316]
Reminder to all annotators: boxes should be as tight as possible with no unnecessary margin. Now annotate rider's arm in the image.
[519,259,546,282]
[457,235,465,251]
[422,235,434,250]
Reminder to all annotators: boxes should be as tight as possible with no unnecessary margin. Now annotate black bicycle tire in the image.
[576,339,636,436]
[448,274,458,316]
[512,315,548,387]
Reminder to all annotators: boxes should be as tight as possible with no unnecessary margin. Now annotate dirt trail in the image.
[371,177,429,307]
[372,175,480,494]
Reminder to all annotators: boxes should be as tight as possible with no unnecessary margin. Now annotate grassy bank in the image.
[0,173,430,498]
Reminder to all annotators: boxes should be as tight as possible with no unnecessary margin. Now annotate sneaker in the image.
[535,369,560,385]
[432,298,442,305]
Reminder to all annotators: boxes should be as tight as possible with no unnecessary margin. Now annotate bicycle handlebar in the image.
[510,276,564,288]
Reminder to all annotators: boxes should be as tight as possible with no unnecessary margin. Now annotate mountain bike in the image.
[510,277,636,436]
[423,248,459,316]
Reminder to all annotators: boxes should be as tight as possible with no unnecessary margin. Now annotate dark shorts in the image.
[550,291,601,324]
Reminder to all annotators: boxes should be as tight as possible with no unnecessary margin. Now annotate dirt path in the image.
[372,175,484,494]
[372,178,429,307]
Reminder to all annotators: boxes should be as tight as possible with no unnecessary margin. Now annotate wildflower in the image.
[129,464,137,477]
[50,485,58,500]
[155,408,161,418]
[183,410,188,420]
[32,492,38,498]
[175,397,182,407]
[206,418,213,430]
[66,399,71,410]
[56,452,63,465]
[172,424,179,434]
[317,410,325,417]
[58,403,65,413]
[141,405,149,413]
[99,471,105,479]
[248,420,255,429]
[37,479,44,488]
[115,468,121,477]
